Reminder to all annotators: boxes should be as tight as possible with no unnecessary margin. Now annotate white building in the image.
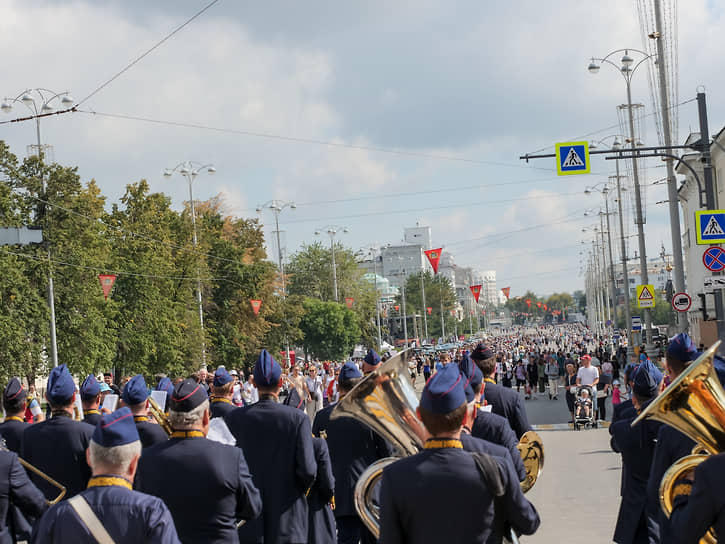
[403,225,432,249]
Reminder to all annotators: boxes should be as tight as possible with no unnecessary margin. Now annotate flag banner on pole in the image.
[250,299,262,316]
[98,274,117,300]
[345,297,354,309]
[543,304,547,311]
[394,305,400,311]
[469,284,482,302]
[501,287,510,300]
[424,248,443,274]
[536,302,542,308]
[526,299,531,308]
[426,307,432,315]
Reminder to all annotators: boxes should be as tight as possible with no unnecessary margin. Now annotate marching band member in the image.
[79,375,102,426]
[121,375,168,448]
[136,379,261,543]
[470,343,531,439]
[0,447,46,543]
[22,365,94,501]
[308,436,336,544]
[225,349,316,544]
[33,406,180,543]
[312,360,393,544]
[0,378,30,453]
[362,349,382,375]
[209,367,236,419]
[378,364,540,543]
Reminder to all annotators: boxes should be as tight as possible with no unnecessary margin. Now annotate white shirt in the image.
[242,381,259,404]
[576,365,599,387]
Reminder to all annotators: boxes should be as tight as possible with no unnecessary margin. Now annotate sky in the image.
[1,0,724,298]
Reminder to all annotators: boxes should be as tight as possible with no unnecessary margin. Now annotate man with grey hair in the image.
[32,407,180,543]
[137,378,261,543]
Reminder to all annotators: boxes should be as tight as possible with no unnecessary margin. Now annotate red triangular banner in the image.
[526,299,531,308]
[426,307,432,315]
[345,297,354,309]
[470,284,482,303]
[501,287,510,300]
[424,248,443,275]
[394,305,400,311]
[250,299,262,316]
[98,274,117,300]
[536,302,542,308]
[544,304,548,311]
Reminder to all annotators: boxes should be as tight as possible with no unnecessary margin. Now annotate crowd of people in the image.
[0,322,718,543]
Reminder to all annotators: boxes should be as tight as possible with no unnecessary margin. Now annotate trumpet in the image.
[1,443,66,505]
[148,396,173,436]
[632,341,723,544]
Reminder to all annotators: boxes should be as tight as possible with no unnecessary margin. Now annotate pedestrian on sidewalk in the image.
[545,358,559,399]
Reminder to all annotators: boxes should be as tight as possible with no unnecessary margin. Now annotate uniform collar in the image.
[84,409,100,415]
[211,397,232,404]
[3,416,24,423]
[484,377,496,384]
[170,430,205,438]
[133,415,150,423]
[51,410,73,419]
[87,475,132,490]
[424,438,463,450]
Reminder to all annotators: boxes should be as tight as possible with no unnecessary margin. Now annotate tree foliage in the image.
[299,298,360,360]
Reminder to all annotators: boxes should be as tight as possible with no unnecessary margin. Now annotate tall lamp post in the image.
[588,48,656,351]
[257,200,296,367]
[359,245,385,350]
[2,88,75,368]
[164,161,216,368]
[314,225,349,302]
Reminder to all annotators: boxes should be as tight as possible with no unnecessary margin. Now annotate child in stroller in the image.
[574,386,596,429]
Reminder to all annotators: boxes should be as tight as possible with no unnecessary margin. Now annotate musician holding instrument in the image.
[79,376,103,426]
[610,360,663,544]
[313,360,394,544]
[33,406,180,543]
[378,364,540,544]
[136,378,261,543]
[22,365,94,501]
[0,445,47,543]
[209,367,237,419]
[121,375,168,448]
[647,333,700,544]
[0,378,30,454]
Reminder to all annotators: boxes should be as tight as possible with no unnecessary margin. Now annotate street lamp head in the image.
[621,53,634,67]
[602,186,609,194]
[255,206,263,213]
[621,65,632,75]
[41,102,54,113]
[179,166,190,175]
[290,202,297,209]
[207,166,216,175]
[0,101,11,113]
[635,139,644,147]
[584,188,592,195]
[20,93,34,105]
[343,227,349,233]
[589,141,598,149]
[314,230,320,236]
[587,61,600,74]
[61,95,75,106]
[612,138,622,150]
[163,169,173,178]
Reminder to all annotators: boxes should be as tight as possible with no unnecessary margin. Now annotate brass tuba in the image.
[148,396,173,436]
[632,340,723,544]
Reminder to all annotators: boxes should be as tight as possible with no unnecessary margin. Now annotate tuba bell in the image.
[632,340,723,544]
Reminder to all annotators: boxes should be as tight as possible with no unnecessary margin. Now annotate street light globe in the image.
[621,65,632,75]
[207,166,216,174]
[589,142,598,149]
[587,62,600,74]
[612,138,622,150]
[621,53,634,67]
[584,188,592,195]
[179,166,190,175]
[163,169,173,177]
[255,206,263,213]
[635,139,644,147]
[21,93,34,105]
[314,230,320,236]
[61,95,74,106]
[41,103,54,113]
[0,101,11,113]
[290,203,297,209]
[602,186,609,194]
[343,228,349,233]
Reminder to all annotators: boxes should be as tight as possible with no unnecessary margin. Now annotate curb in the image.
[533,421,610,431]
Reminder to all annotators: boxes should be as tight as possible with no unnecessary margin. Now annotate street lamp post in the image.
[257,200,296,367]
[359,245,385,350]
[2,88,75,368]
[314,225,349,302]
[588,49,656,351]
[164,161,216,368]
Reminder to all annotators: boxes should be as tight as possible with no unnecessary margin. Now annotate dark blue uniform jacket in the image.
[22,414,94,500]
[134,417,168,449]
[136,435,261,544]
[0,450,46,544]
[210,398,236,419]
[309,437,336,544]
[471,410,527,481]
[226,399,316,544]
[0,419,28,454]
[481,382,531,439]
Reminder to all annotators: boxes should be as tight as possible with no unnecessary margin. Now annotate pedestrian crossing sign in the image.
[555,141,590,176]
[636,284,656,308]
[695,210,725,245]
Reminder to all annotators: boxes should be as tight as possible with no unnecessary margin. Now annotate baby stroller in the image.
[573,386,596,430]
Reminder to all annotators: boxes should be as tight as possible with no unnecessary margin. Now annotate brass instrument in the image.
[148,396,173,436]
[1,443,66,505]
[632,340,723,544]
[332,350,539,541]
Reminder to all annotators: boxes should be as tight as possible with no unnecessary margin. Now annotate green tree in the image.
[299,298,360,360]
[395,272,456,340]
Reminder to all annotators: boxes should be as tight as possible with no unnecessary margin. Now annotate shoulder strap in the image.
[68,495,116,544]
[470,452,505,497]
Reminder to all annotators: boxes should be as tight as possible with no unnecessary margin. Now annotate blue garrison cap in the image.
[420,364,466,414]
[632,360,663,398]
[80,375,100,400]
[667,333,699,362]
[122,375,148,405]
[339,361,362,381]
[46,364,76,405]
[4,378,26,404]
[170,379,208,412]
[213,367,233,387]
[91,407,139,447]
[156,377,174,395]
[471,343,494,361]
[253,349,282,387]
[363,349,381,366]
[458,354,483,403]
